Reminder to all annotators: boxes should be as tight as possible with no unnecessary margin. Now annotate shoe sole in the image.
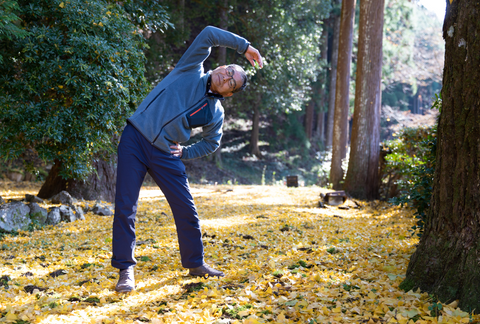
[115,287,134,293]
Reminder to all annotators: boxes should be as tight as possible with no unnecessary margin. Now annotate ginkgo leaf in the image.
[0,182,478,323]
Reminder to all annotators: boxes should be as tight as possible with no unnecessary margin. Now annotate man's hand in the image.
[170,143,183,158]
[245,45,263,69]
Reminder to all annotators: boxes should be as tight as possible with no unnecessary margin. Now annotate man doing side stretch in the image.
[112,26,263,293]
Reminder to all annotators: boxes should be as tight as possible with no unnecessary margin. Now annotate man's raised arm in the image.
[175,26,252,72]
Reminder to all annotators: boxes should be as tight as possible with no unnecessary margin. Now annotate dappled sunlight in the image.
[0,183,476,323]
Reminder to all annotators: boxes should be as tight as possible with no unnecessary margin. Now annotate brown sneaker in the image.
[188,263,224,277]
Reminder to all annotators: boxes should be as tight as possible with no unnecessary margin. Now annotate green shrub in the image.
[0,0,149,179]
[381,94,440,236]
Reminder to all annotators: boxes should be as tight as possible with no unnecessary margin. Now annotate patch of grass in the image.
[84,297,100,304]
[223,304,253,319]
[288,260,308,270]
[272,270,283,278]
[183,282,206,293]
[399,278,416,292]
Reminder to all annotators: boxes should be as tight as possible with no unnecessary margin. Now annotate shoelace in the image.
[119,269,133,284]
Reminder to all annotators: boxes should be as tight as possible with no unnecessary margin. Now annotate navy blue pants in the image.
[111,124,204,270]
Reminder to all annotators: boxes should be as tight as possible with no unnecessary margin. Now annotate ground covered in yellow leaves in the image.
[0,182,476,324]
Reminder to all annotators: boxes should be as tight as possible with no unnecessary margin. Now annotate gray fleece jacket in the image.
[127,26,250,160]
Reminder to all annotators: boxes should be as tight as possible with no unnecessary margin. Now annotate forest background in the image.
[0,0,444,199]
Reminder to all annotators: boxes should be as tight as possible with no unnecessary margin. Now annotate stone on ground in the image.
[0,202,31,232]
[51,191,73,205]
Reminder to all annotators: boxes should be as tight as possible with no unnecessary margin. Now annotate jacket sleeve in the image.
[181,113,224,160]
[175,26,250,73]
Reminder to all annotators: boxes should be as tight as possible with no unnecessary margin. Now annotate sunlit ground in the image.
[0,181,474,323]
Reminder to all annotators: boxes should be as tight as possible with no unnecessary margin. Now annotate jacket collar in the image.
[206,71,225,100]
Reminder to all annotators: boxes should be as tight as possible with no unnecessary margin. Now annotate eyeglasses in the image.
[225,66,237,90]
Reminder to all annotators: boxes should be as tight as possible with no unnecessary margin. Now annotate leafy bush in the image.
[381,95,440,236]
[0,0,150,179]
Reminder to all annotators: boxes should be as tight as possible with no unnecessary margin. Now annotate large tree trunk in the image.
[330,0,355,189]
[344,0,384,200]
[38,156,116,202]
[325,5,341,148]
[402,0,480,311]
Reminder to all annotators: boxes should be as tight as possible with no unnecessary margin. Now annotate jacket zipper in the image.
[141,89,165,114]
[151,94,208,144]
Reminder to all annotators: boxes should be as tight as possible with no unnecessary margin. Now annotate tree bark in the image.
[325,6,341,148]
[402,0,480,311]
[38,156,116,202]
[344,0,384,200]
[330,0,355,189]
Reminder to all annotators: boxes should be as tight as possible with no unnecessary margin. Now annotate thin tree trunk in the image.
[402,0,480,310]
[317,112,325,144]
[315,24,329,143]
[177,0,185,34]
[305,100,315,140]
[344,0,384,200]
[326,6,341,148]
[38,156,116,202]
[250,102,262,158]
[330,0,356,189]
[215,0,228,166]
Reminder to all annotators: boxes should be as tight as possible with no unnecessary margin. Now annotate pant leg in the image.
[111,124,149,270]
[147,150,204,269]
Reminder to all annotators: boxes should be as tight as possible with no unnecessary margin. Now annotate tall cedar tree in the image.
[325,0,341,148]
[344,0,385,199]
[330,0,356,189]
[401,0,480,310]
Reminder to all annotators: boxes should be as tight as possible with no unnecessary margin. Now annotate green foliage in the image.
[382,96,440,236]
[232,0,331,114]
[0,0,150,179]
[429,301,443,318]
[382,0,415,85]
[112,0,172,33]
[0,0,29,63]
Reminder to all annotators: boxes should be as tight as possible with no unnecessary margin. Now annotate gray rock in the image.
[0,196,5,205]
[29,203,48,225]
[72,205,85,221]
[7,171,23,182]
[46,208,61,225]
[0,202,31,232]
[51,191,73,205]
[25,194,44,204]
[59,206,76,223]
[92,203,113,216]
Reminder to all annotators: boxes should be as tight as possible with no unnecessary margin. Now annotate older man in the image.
[112,26,263,292]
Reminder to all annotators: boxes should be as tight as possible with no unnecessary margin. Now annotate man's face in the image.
[210,65,244,97]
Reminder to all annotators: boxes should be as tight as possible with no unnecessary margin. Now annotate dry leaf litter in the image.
[0,181,475,324]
